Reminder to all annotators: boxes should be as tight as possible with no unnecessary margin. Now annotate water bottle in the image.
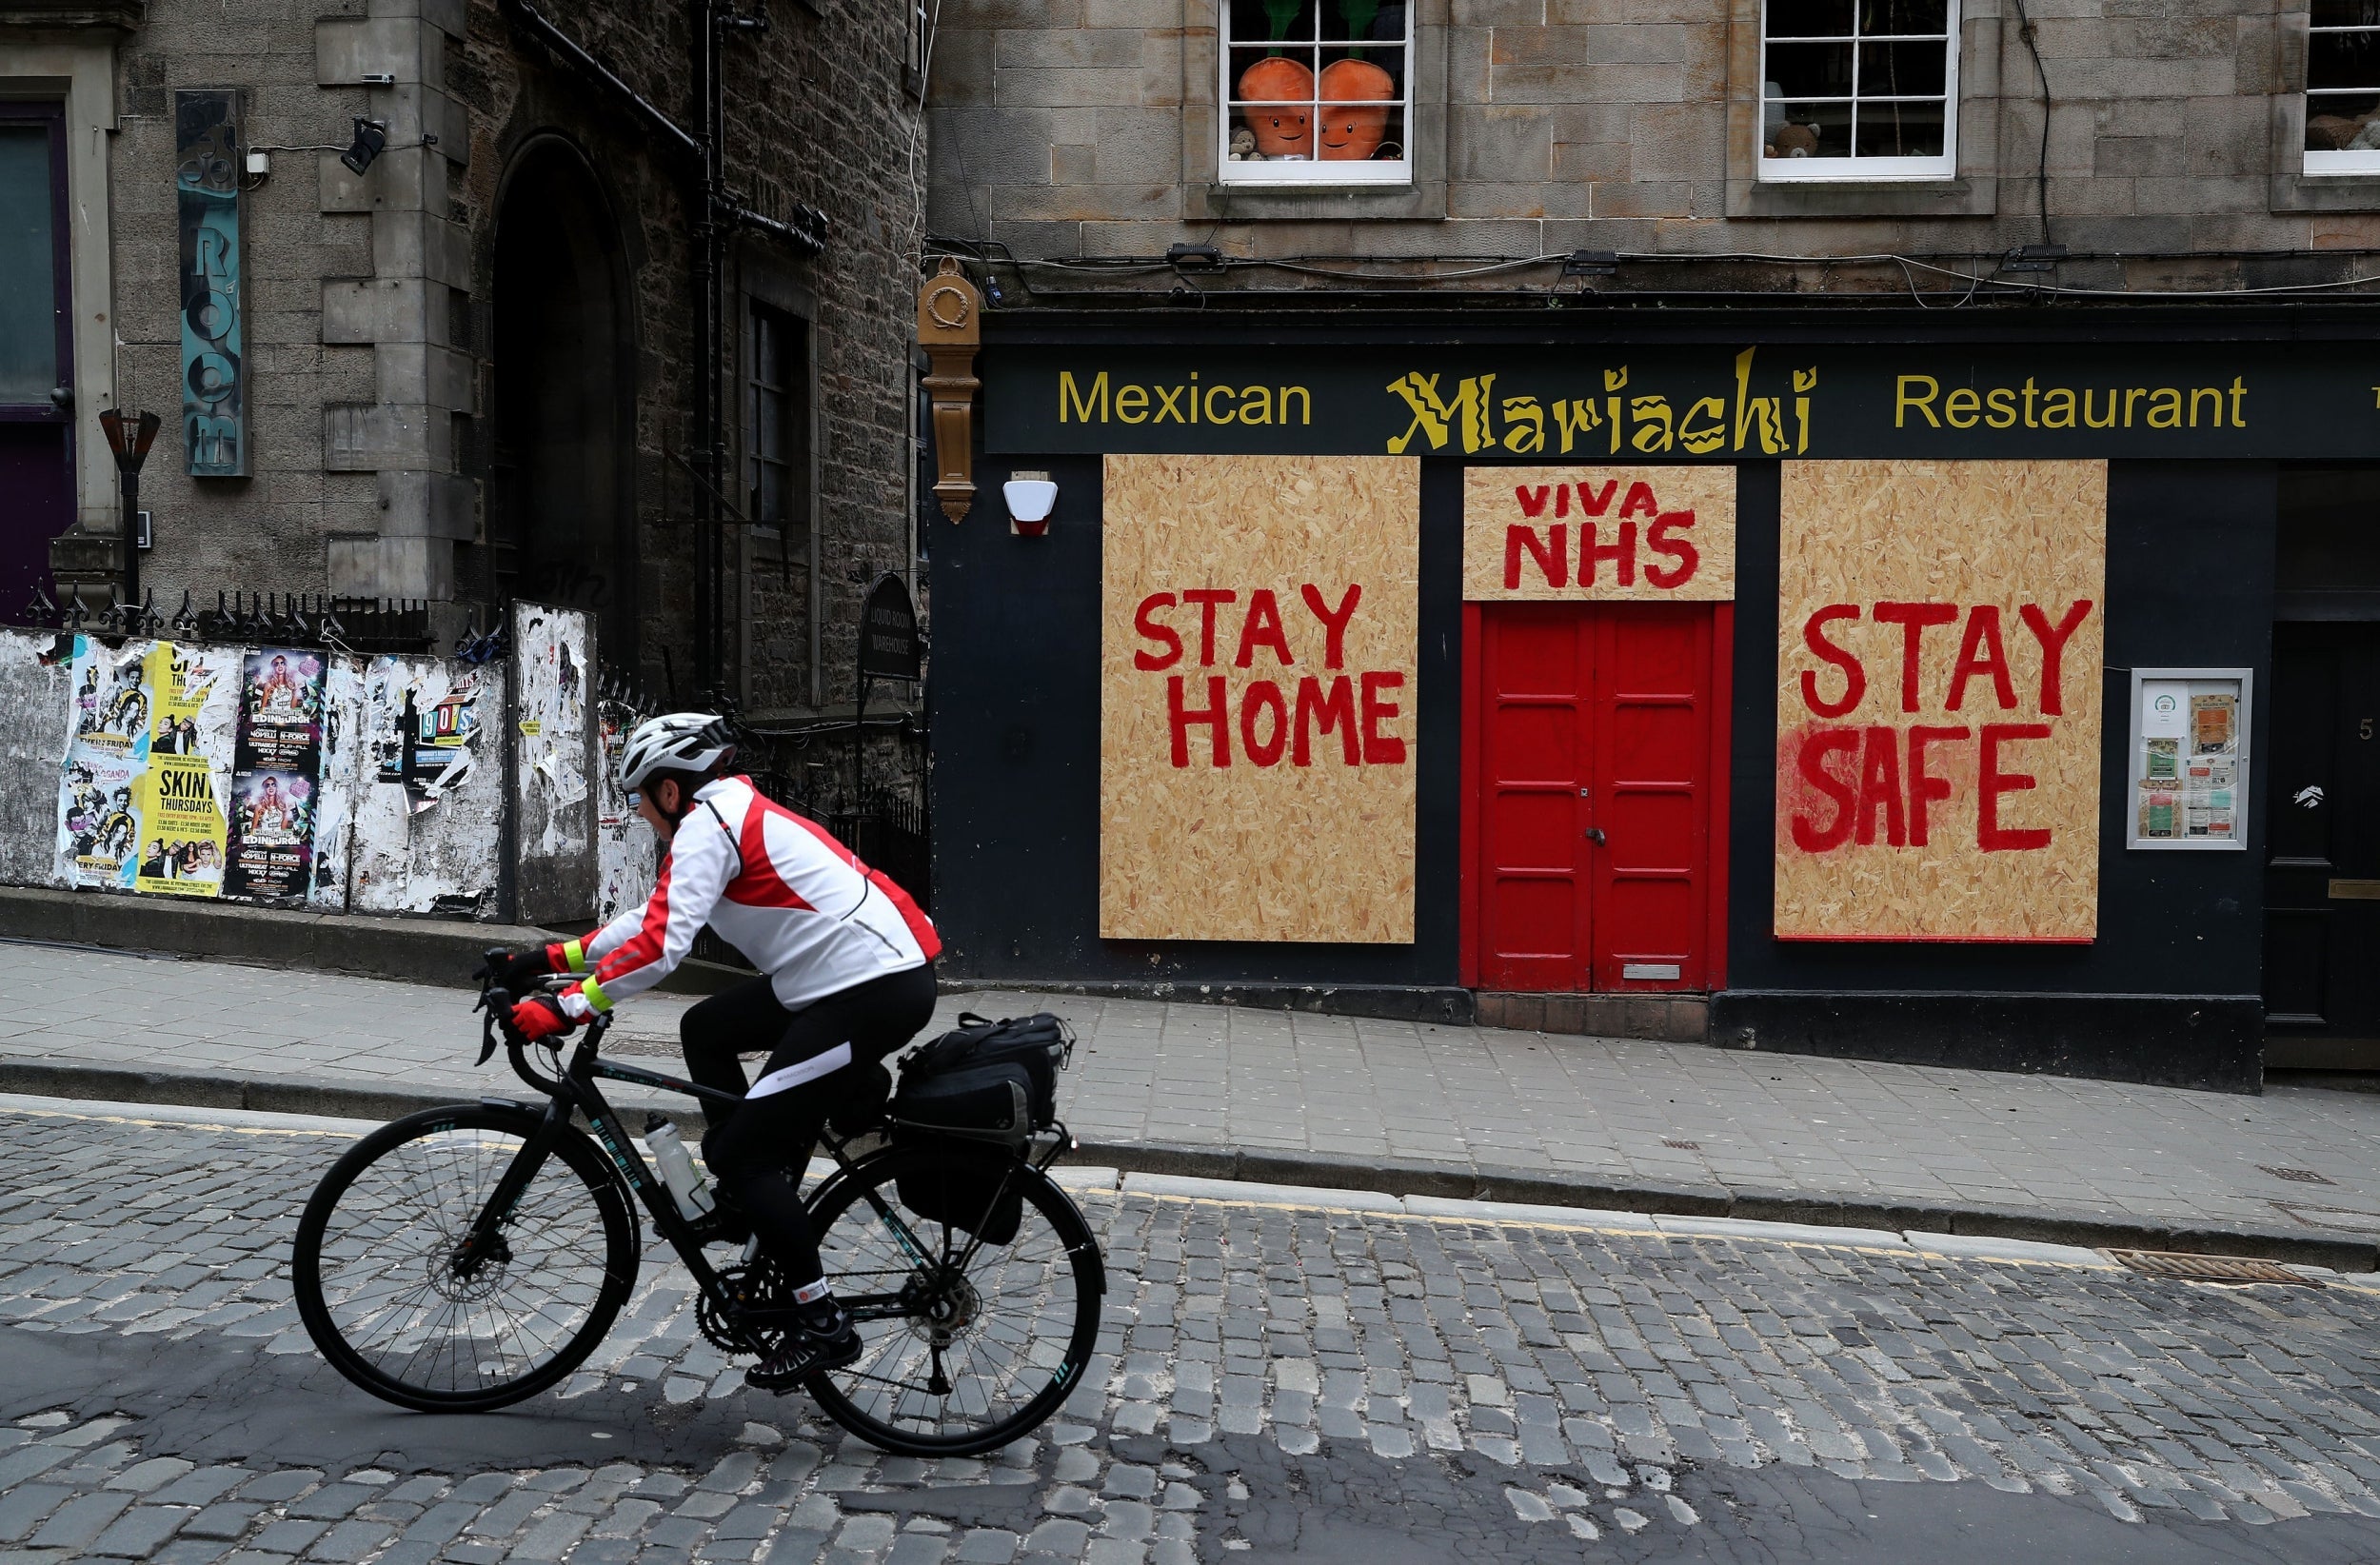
[644,1113,716,1221]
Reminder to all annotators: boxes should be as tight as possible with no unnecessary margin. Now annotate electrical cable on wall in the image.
[906,0,947,271]
[923,239,2380,304]
[2006,0,2055,247]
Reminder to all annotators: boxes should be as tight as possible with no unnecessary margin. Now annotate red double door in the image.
[1466,602,1730,993]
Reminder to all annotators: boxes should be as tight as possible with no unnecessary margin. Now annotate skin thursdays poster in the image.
[133,644,231,897]
[1101,453,1419,942]
[58,638,233,896]
[1775,460,2106,941]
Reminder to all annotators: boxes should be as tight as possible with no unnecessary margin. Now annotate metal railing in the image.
[15,586,450,657]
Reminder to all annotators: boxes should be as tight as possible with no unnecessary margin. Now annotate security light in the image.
[340,117,388,175]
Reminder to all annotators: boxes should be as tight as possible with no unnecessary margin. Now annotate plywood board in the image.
[1464,466,1735,602]
[1775,460,2105,941]
[1101,452,1419,942]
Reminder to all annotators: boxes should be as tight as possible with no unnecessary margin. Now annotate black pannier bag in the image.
[891,1012,1071,1140]
[890,1013,1073,1242]
[898,1144,1026,1246]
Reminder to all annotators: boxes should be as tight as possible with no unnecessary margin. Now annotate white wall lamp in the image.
[1003,471,1058,538]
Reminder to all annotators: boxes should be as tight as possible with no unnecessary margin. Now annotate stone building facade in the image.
[3,0,926,723]
[924,0,2380,274]
[916,0,2380,1082]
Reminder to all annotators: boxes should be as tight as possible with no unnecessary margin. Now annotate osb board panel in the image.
[1775,459,2106,941]
[1463,466,1736,602]
[1101,452,1419,942]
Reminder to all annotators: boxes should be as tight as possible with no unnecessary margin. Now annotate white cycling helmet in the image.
[618,712,736,794]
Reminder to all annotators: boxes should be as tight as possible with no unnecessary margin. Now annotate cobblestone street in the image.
[4,1097,2380,1563]
[10,945,2380,1260]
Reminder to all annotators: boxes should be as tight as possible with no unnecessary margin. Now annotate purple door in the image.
[0,102,76,616]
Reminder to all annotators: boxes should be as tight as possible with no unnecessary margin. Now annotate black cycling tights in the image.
[682,962,939,1289]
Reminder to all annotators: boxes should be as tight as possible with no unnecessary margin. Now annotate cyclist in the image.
[491,712,940,1392]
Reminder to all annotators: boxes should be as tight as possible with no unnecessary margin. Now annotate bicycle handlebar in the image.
[474,947,605,1098]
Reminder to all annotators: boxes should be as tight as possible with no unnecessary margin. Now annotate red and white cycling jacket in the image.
[552,775,938,1020]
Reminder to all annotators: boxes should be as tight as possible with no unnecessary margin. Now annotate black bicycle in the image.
[289,957,1105,1456]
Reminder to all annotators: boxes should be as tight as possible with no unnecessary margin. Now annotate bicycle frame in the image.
[457,985,1045,1346]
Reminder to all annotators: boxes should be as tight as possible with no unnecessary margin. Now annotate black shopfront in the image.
[926,305,2380,1092]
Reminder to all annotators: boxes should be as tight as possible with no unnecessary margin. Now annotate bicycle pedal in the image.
[744,1325,862,1393]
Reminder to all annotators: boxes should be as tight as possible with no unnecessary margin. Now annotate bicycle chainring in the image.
[698,1261,790,1357]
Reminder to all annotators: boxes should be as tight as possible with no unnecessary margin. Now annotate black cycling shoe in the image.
[745,1310,863,1393]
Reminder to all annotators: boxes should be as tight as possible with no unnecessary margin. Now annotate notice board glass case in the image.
[2127,667,2252,851]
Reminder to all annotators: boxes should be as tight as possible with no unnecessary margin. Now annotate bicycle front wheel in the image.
[808,1143,1104,1456]
[291,1102,641,1412]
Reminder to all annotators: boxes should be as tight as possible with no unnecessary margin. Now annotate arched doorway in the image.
[488,138,636,665]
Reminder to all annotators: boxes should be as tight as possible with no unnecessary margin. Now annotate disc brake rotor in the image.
[430,1234,510,1304]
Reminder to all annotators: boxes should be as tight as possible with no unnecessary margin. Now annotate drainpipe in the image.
[498,0,830,700]
[693,0,720,698]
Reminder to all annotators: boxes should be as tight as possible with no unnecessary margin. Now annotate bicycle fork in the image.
[450,1101,570,1278]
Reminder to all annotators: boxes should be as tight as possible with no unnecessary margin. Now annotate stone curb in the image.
[1066,1138,2380,1274]
[5,1058,2370,1273]
[0,884,752,996]
[0,1059,695,1135]
[941,977,1478,1027]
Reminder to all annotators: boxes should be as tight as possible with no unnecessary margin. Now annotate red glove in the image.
[511,996,573,1042]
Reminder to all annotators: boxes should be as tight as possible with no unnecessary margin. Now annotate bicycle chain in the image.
[697,1260,790,1357]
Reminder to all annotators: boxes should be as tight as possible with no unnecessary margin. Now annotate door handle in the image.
[1582,827,1606,844]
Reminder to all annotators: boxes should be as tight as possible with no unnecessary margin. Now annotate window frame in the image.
[1757,0,1961,184]
[2304,6,2380,174]
[744,299,807,545]
[0,100,72,421]
[1217,1,1415,188]
[734,271,820,714]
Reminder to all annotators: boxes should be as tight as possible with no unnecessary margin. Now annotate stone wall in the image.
[110,0,380,596]
[57,0,921,715]
[923,0,2380,278]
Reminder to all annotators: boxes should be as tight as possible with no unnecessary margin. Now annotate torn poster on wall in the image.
[374,664,481,810]
[222,648,327,901]
[0,629,70,891]
[349,657,500,917]
[595,698,657,921]
[517,608,590,824]
[512,604,598,925]
[307,659,367,910]
[56,637,237,896]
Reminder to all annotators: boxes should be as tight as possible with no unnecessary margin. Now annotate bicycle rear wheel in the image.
[806,1143,1103,1456]
[291,1103,640,1412]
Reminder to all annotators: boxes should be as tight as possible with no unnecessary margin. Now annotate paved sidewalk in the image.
[5,941,2380,1267]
